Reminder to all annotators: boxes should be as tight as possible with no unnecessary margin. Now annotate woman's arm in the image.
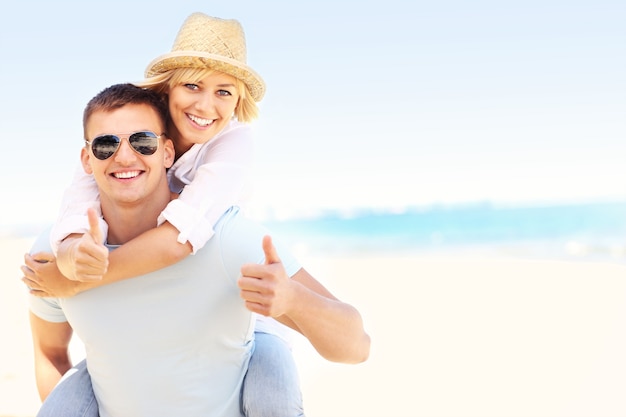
[55,210,192,284]
[99,222,192,281]
[28,210,191,296]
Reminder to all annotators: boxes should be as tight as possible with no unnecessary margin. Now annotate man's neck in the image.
[101,190,171,245]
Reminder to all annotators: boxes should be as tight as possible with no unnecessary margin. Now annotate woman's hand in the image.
[22,252,83,298]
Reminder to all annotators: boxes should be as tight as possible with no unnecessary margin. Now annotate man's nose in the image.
[113,138,138,163]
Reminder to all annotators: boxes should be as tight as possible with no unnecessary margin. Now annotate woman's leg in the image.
[36,359,99,417]
[241,332,305,417]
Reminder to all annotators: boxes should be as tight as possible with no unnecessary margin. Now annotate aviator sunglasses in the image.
[85,131,164,160]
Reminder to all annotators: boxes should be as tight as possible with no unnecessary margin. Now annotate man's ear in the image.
[163,139,175,169]
[80,147,93,174]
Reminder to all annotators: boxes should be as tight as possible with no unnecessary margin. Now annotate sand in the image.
[2,236,626,417]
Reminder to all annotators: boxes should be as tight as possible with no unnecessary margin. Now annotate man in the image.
[26,84,370,417]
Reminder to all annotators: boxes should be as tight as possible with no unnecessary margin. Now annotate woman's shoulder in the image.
[216,119,253,139]
[203,120,255,150]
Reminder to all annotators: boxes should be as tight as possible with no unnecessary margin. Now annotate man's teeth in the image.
[189,114,214,127]
[114,171,140,179]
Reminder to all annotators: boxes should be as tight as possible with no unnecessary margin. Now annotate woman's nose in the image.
[195,91,215,111]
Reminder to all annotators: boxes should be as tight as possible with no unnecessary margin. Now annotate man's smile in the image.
[112,170,142,179]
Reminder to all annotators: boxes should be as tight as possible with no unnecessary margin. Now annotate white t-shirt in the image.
[30,207,302,417]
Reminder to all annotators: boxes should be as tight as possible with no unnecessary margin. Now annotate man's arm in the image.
[277,267,371,364]
[29,312,73,401]
[238,236,371,364]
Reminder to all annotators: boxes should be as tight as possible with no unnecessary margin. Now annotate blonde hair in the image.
[135,67,259,122]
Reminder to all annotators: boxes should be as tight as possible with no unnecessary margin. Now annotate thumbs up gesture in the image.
[60,208,110,281]
[238,235,295,317]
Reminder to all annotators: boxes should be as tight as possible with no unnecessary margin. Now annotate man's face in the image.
[81,103,175,207]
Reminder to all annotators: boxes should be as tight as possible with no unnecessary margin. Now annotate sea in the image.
[261,200,626,264]
[7,199,626,264]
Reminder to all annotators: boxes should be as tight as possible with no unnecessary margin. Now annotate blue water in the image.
[263,200,626,262]
[9,200,626,263]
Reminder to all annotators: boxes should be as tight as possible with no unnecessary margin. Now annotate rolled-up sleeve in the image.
[49,165,107,255]
[159,121,254,254]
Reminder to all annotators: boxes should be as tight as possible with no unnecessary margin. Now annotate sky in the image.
[1,0,624,229]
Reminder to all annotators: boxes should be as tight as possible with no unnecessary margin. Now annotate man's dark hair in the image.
[83,83,169,138]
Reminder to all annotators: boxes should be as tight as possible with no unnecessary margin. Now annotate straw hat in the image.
[145,12,265,101]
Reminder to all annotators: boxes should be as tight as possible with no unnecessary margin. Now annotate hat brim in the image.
[145,51,265,102]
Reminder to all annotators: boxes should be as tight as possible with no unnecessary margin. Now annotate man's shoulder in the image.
[30,226,54,254]
[213,207,302,278]
[27,226,67,321]
[208,206,266,267]
[214,207,266,242]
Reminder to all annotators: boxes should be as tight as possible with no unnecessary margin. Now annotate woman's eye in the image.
[184,83,199,90]
[217,89,232,96]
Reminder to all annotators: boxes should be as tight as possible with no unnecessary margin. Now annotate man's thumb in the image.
[87,207,104,244]
[262,235,281,265]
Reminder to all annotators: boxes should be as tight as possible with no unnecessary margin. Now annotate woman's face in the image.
[168,71,240,152]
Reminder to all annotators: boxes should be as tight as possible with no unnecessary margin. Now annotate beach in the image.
[2,236,626,416]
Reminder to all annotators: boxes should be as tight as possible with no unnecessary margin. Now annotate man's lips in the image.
[111,170,141,179]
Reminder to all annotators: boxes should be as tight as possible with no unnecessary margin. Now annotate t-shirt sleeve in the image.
[158,124,254,254]
[29,296,67,323]
[49,165,108,255]
[216,208,302,281]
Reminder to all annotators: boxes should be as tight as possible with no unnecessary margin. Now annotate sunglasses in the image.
[85,131,164,160]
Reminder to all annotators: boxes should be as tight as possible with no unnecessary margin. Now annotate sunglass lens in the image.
[92,135,120,160]
[129,132,159,156]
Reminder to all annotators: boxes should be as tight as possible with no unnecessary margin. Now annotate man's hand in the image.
[240,236,371,364]
[57,208,109,281]
[238,235,297,317]
[22,253,82,298]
